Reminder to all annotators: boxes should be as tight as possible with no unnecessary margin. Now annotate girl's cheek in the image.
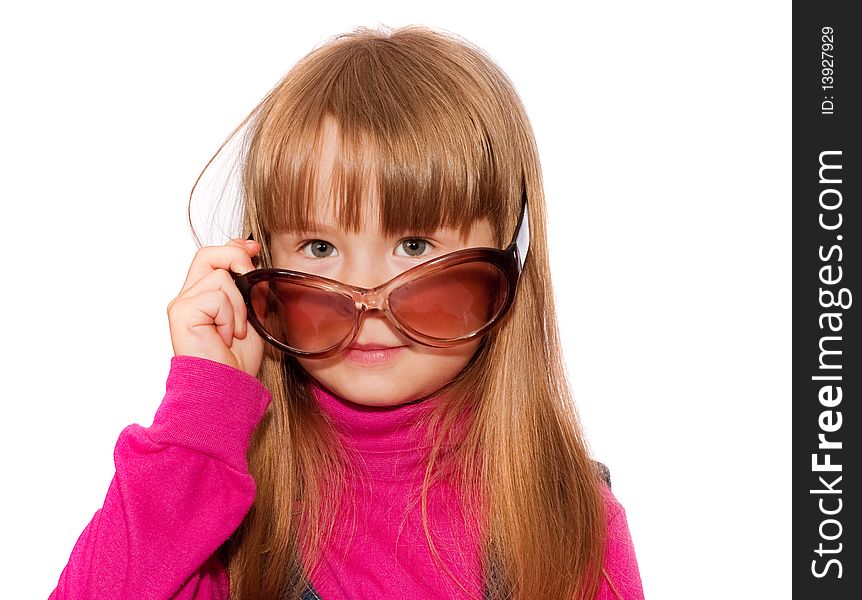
[269,246,305,270]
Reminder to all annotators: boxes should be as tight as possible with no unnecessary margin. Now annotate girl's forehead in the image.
[290,118,388,232]
[296,197,485,239]
[265,116,504,245]
[299,196,382,233]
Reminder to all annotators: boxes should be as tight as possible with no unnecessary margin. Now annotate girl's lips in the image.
[344,345,406,365]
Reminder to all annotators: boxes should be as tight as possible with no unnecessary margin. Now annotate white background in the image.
[0,1,790,598]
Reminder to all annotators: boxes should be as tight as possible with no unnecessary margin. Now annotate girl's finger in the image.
[178,239,260,297]
[180,268,249,339]
[169,288,236,352]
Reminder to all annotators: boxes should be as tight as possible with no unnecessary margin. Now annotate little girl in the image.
[50,25,643,600]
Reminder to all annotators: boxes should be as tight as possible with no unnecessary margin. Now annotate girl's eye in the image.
[396,238,434,258]
[299,240,338,259]
[298,237,434,259]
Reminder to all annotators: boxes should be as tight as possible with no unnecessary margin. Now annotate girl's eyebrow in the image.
[291,223,444,237]
[298,223,340,234]
[286,222,354,236]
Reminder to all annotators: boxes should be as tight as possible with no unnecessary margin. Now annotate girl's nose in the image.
[341,255,401,291]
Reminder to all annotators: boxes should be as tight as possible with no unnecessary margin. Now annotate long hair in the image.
[189,25,610,600]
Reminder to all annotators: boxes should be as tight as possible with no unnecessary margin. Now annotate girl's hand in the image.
[167,238,265,378]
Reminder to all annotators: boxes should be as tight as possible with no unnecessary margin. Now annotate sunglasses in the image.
[230,190,530,359]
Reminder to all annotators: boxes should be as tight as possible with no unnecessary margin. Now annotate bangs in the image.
[241,27,524,248]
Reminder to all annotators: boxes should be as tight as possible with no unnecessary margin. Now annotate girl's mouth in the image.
[344,345,406,365]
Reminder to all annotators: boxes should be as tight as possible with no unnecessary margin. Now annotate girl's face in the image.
[268,120,495,407]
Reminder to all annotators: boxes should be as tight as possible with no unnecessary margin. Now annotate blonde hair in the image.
[190,24,611,600]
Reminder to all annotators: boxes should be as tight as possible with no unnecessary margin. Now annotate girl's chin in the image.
[318,373,428,407]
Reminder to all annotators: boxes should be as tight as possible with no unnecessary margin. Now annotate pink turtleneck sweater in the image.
[49,355,644,599]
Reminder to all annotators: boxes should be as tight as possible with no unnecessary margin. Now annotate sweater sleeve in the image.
[596,484,645,600]
[49,355,272,600]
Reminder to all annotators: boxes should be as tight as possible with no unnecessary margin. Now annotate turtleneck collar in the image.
[309,379,451,483]
[304,380,486,598]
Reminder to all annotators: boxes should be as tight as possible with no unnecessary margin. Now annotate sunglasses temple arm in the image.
[512,186,530,272]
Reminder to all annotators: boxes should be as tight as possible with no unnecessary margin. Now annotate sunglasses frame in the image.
[230,189,530,359]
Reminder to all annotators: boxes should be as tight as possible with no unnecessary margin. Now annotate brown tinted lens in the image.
[249,278,356,353]
[389,261,508,340]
